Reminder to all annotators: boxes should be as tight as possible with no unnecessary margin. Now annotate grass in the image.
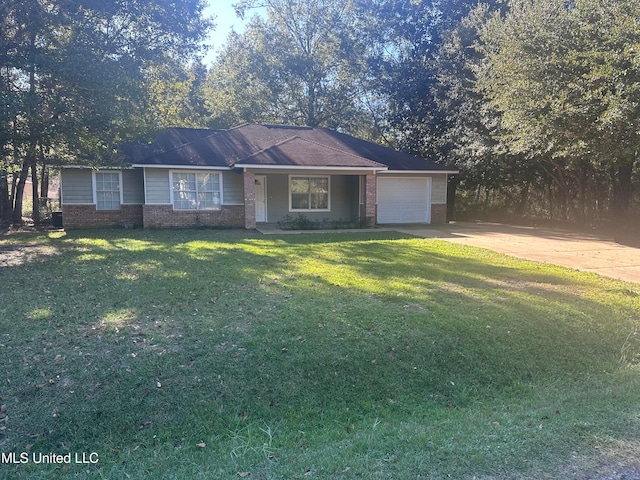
[0,228,639,479]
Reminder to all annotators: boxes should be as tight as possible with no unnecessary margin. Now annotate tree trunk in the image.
[10,171,17,209]
[577,163,587,225]
[40,163,49,199]
[553,162,579,222]
[516,181,530,216]
[610,162,634,221]
[12,158,30,225]
[31,160,40,226]
[0,170,9,224]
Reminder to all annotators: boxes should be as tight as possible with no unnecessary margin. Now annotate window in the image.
[290,176,330,211]
[95,172,121,210]
[172,172,221,210]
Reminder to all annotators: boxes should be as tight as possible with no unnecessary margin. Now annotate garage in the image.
[377,177,431,224]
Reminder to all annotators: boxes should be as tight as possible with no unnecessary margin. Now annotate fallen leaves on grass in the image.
[138,421,152,430]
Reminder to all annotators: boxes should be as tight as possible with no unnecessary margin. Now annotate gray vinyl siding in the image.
[431,174,448,204]
[61,169,93,204]
[265,174,359,223]
[123,169,144,204]
[223,171,244,204]
[144,169,171,204]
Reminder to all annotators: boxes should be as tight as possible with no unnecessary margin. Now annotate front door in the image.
[255,175,267,223]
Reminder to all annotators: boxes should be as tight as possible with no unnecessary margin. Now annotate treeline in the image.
[2,0,638,227]
[0,0,211,224]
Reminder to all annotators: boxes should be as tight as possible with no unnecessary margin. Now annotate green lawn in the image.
[0,229,639,479]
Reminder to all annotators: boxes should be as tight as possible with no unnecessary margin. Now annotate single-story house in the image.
[60,124,457,229]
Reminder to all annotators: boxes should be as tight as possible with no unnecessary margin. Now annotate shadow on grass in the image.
[1,228,639,478]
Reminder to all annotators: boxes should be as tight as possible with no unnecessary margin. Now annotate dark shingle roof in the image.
[236,136,386,168]
[122,124,455,172]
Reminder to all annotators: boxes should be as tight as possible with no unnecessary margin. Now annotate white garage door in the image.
[377,177,431,224]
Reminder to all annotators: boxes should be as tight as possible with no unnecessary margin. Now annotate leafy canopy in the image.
[476,0,640,162]
[205,0,370,132]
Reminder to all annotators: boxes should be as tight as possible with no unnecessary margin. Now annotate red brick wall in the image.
[363,174,377,226]
[142,204,245,228]
[243,172,256,229]
[431,204,447,224]
[62,204,143,229]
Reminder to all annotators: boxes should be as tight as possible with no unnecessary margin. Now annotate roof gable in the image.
[236,136,387,169]
[124,124,455,172]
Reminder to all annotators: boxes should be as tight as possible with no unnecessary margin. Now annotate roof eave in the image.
[132,164,234,170]
[59,164,133,169]
[377,169,459,174]
[237,164,388,172]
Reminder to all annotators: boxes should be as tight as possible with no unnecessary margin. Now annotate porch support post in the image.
[243,170,256,229]
[363,173,377,226]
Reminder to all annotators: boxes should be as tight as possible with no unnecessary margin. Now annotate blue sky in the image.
[202,0,264,65]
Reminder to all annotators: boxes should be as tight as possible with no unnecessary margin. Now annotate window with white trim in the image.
[95,172,121,210]
[172,172,221,210]
[290,176,330,211]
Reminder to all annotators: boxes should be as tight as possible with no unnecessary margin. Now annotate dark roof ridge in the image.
[315,126,425,158]
[262,124,313,130]
[237,135,387,168]
[237,135,300,162]
[130,127,226,164]
[223,124,286,161]
[227,123,250,131]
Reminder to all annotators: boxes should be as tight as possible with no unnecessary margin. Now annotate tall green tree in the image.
[205,0,370,133]
[358,0,502,157]
[432,4,518,217]
[476,0,640,221]
[204,27,280,128]
[146,58,210,129]
[354,0,505,218]
[0,0,211,225]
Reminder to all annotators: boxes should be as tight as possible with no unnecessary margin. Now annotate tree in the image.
[204,28,281,128]
[205,0,371,133]
[0,0,212,225]
[356,0,501,156]
[146,58,210,129]
[475,0,640,222]
[353,0,505,220]
[433,4,517,218]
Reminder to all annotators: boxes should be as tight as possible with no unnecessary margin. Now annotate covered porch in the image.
[241,169,380,229]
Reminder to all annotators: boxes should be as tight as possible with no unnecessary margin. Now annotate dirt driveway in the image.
[394,222,640,284]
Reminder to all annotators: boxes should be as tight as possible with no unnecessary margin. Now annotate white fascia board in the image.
[239,164,387,172]
[134,164,233,170]
[60,165,133,170]
[378,169,459,175]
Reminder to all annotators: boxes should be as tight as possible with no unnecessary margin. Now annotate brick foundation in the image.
[62,204,143,229]
[431,204,447,224]
[142,204,245,228]
[62,198,446,229]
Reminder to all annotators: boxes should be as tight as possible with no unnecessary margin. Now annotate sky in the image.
[201,0,263,66]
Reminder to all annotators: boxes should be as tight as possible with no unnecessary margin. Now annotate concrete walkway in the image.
[258,222,640,283]
[394,222,640,284]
